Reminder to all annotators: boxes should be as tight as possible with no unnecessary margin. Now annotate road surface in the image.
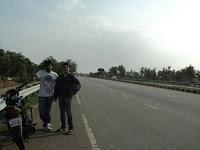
[2,77,200,150]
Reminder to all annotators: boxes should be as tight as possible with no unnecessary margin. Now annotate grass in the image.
[0,93,38,133]
[0,111,7,133]
[23,93,38,108]
[0,123,8,133]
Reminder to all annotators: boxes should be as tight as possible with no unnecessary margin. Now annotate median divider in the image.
[102,78,200,94]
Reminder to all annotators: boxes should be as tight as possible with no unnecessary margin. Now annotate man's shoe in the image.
[46,123,52,132]
[56,128,66,132]
[66,129,73,135]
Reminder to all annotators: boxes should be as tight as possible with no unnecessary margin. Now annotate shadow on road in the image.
[0,133,14,150]
[29,128,70,139]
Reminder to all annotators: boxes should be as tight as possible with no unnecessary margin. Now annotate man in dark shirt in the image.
[54,62,81,134]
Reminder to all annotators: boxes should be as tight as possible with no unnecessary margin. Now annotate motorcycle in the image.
[2,82,37,150]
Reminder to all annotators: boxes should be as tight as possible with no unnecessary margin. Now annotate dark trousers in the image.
[39,97,53,126]
[58,97,73,130]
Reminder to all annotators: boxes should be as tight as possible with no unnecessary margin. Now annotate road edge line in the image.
[76,94,101,150]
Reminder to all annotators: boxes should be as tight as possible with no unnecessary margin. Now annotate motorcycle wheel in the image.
[12,126,26,150]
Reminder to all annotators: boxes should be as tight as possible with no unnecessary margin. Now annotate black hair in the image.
[44,60,52,65]
[62,62,70,67]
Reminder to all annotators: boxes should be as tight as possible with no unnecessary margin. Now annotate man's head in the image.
[44,60,52,72]
[63,62,70,74]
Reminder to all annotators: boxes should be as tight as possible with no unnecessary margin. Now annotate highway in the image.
[2,76,200,150]
[78,77,200,150]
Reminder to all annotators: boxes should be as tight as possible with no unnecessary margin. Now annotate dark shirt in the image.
[54,74,81,98]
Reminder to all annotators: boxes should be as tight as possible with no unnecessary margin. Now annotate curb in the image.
[104,78,200,95]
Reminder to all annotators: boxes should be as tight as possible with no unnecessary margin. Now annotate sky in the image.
[0,0,200,73]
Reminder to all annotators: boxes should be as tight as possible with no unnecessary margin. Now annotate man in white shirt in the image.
[35,60,58,131]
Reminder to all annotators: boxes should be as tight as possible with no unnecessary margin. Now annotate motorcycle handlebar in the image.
[1,81,28,99]
[16,81,28,91]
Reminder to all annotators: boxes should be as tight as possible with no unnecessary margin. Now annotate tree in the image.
[0,49,36,80]
[132,71,140,79]
[175,70,183,82]
[38,56,58,72]
[0,49,6,79]
[118,65,126,78]
[139,67,157,80]
[182,65,195,82]
[140,67,145,78]
[196,71,200,81]
[38,57,78,74]
[157,66,176,81]
[109,66,118,77]
[150,68,157,80]
[0,49,5,56]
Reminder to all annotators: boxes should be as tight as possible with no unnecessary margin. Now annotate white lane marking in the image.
[122,94,129,98]
[167,95,177,98]
[76,95,100,150]
[145,104,159,111]
[82,113,101,150]
[76,94,81,105]
[120,84,127,87]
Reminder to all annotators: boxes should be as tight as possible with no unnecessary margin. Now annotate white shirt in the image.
[36,70,58,97]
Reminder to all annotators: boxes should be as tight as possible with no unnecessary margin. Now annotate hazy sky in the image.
[0,0,200,73]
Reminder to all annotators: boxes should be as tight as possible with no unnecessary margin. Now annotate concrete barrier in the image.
[108,78,200,94]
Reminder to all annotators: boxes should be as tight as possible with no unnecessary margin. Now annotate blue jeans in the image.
[58,97,73,130]
[39,97,53,127]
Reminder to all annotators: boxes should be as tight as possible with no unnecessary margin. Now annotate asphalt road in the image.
[2,77,200,150]
[1,81,92,150]
[78,77,200,150]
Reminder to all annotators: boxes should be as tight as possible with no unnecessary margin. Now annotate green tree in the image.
[38,56,59,73]
[0,49,6,79]
[38,57,78,74]
[139,67,157,80]
[182,65,195,82]
[0,49,36,80]
[140,67,145,78]
[175,70,183,81]
[118,65,126,78]
[196,71,200,81]
[108,66,118,77]
[158,66,175,81]
[132,71,140,79]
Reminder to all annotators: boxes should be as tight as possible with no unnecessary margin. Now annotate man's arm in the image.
[72,77,81,94]
[34,70,41,81]
[53,76,59,101]
[33,74,40,81]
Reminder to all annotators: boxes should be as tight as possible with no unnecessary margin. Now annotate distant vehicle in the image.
[97,68,106,78]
